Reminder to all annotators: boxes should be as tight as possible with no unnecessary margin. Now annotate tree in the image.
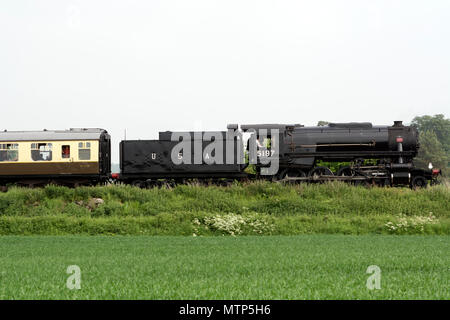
[414,131,448,174]
[411,114,450,176]
[411,114,450,155]
[317,121,329,126]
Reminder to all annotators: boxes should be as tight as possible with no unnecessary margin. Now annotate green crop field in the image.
[0,235,448,299]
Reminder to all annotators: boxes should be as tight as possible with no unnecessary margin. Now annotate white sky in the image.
[1,0,449,162]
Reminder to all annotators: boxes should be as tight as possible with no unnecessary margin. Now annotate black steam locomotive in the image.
[242,121,431,186]
[0,121,441,189]
[117,121,439,188]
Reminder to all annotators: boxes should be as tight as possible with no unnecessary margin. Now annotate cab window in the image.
[0,144,19,162]
[31,143,53,161]
[78,142,91,160]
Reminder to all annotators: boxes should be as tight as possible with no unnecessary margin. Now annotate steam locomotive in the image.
[0,121,441,189]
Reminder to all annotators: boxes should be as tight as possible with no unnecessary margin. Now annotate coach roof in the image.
[0,128,108,142]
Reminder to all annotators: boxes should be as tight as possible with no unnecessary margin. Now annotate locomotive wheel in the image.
[131,180,145,188]
[337,166,371,186]
[219,179,234,187]
[292,169,306,178]
[278,169,307,184]
[145,180,157,189]
[378,178,390,187]
[336,166,353,176]
[155,180,174,189]
[163,181,174,189]
[308,166,334,177]
[187,179,201,187]
[278,169,306,180]
[411,176,427,189]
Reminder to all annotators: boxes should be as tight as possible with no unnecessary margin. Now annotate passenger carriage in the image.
[0,128,111,187]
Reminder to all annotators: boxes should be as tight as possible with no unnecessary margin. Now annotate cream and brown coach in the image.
[0,128,111,186]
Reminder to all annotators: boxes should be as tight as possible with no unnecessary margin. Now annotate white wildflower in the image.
[385,213,438,233]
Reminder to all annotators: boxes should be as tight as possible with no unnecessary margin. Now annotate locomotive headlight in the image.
[428,162,433,169]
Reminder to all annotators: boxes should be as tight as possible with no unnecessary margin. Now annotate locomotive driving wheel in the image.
[337,165,371,186]
[336,166,354,177]
[278,169,306,181]
[308,166,334,178]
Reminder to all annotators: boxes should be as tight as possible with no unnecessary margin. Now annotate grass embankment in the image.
[0,235,448,299]
[0,182,448,235]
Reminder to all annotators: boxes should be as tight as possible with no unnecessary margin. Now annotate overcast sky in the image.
[1,0,449,162]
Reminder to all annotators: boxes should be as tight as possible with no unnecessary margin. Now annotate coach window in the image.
[62,145,70,159]
[78,142,91,160]
[0,144,19,162]
[31,143,53,161]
